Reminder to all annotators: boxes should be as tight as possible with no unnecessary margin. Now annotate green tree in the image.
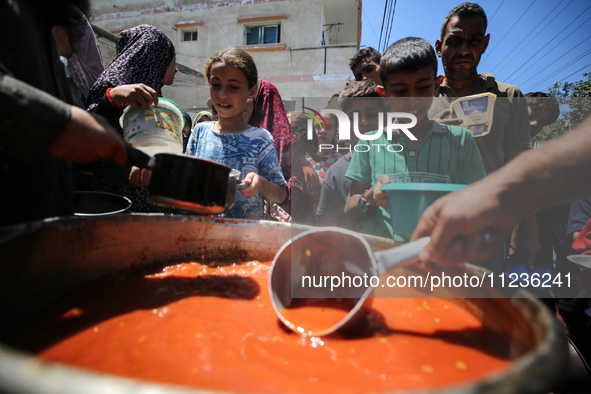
[549,72,591,98]
[532,72,591,143]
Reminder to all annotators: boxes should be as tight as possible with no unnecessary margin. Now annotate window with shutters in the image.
[244,24,280,45]
[182,30,198,42]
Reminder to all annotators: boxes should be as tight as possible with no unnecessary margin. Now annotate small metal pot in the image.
[74,191,132,216]
[127,146,245,214]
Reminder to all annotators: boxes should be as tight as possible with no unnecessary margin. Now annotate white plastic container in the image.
[120,98,184,155]
[450,92,497,137]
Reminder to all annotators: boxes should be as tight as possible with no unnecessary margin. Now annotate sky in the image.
[360,0,591,93]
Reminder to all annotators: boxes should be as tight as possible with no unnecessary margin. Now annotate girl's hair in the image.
[289,111,318,157]
[204,47,258,88]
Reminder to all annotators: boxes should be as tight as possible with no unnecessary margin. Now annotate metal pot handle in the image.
[126,146,155,169]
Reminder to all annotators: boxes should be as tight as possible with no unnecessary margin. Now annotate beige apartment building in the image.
[90,0,362,114]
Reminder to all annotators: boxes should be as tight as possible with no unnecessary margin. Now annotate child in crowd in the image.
[246,79,292,182]
[345,37,486,240]
[349,47,382,85]
[181,111,193,153]
[244,79,292,219]
[316,80,385,230]
[186,47,287,219]
[287,111,321,224]
[525,92,560,139]
[307,113,342,183]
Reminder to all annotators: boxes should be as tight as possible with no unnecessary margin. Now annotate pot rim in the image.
[0,216,569,394]
[73,191,132,216]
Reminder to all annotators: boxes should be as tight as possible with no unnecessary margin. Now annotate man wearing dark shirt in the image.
[0,0,126,226]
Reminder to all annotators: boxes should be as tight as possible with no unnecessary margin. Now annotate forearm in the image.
[260,179,287,204]
[90,94,124,129]
[0,74,71,161]
[493,115,591,215]
[504,145,527,164]
[412,116,591,266]
[344,180,369,216]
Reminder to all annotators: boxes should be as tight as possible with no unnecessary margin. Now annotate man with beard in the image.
[428,2,531,272]
[0,0,127,226]
[429,2,530,175]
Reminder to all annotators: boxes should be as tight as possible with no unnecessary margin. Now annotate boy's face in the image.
[528,105,555,138]
[436,16,489,81]
[352,57,382,85]
[343,99,383,146]
[381,66,439,123]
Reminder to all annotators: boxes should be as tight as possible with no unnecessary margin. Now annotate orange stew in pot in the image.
[7,260,511,393]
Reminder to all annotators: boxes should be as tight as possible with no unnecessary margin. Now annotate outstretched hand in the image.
[411,182,520,266]
[129,166,152,187]
[240,172,287,204]
[367,174,391,208]
[109,83,159,109]
[48,106,128,164]
[431,108,463,126]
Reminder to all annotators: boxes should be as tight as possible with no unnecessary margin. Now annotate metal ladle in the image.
[269,227,430,337]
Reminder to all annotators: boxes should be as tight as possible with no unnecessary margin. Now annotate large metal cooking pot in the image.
[126,146,245,214]
[0,215,569,394]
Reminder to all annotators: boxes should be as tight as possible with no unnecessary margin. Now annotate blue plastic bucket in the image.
[382,183,466,241]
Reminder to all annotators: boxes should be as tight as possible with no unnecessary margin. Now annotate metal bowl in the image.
[74,191,132,216]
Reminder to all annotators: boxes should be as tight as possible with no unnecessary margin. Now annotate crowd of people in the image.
[2,0,591,373]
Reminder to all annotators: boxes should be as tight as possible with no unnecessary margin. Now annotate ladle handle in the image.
[126,145,155,169]
[373,237,431,275]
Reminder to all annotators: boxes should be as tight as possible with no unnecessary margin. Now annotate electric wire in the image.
[490,0,567,75]
[362,5,381,46]
[507,7,591,83]
[383,0,397,50]
[487,0,507,24]
[530,47,591,88]
[378,0,389,53]
[494,0,573,76]
[522,47,591,92]
[380,0,391,51]
[382,0,395,51]
[365,0,589,91]
[557,61,591,82]
[482,0,537,63]
[206,4,234,46]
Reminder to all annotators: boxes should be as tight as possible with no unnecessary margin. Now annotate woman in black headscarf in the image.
[86,24,177,126]
[77,24,178,213]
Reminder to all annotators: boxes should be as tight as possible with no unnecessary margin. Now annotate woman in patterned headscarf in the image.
[85,24,176,126]
[77,25,177,213]
[244,79,292,218]
[247,80,291,182]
